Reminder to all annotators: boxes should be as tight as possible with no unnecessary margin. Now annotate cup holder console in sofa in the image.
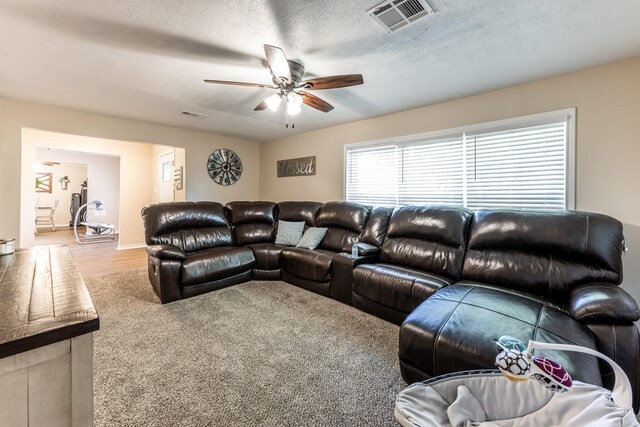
[141,200,640,410]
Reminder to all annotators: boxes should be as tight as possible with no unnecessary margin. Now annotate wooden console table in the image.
[0,246,99,426]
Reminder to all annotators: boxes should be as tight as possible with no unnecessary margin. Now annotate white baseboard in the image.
[36,224,70,229]
[117,243,146,251]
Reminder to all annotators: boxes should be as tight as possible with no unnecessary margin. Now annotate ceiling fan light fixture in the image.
[287,101,302,116]
[265,93,282,111]
[287,91,303,107]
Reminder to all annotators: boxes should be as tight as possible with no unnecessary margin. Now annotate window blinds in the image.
[345,114,570,210]
[464,122,567,210]
[398,136,464,206]
[345,144,398,206]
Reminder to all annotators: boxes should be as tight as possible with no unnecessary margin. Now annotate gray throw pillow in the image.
[296,227,328,250]
[274,220,305,246]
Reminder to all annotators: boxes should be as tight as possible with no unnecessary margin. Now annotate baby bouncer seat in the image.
[395,337,638,427]
[73,200,117,244]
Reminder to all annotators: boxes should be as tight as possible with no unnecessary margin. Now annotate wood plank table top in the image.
[0,246,99,358]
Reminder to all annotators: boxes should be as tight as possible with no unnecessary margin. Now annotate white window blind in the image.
[346,144,398,206]
[464,122,567,210]
[398,136,464,206]
[345,110,573,210]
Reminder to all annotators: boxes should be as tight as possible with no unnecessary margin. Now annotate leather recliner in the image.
[141,202,255,303]
[352,205,473,324]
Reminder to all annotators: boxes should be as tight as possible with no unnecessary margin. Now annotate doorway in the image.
[21,129,187,250]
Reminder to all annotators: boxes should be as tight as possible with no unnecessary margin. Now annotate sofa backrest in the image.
[141,202,232,252]
[380,205,473,280]
[361,207,394,248]
[277,201,323,230]
[225,201,277,245]
[316,201,372,252]
[462,210,624,301]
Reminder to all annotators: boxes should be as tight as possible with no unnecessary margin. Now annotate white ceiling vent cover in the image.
[367,0,434,33]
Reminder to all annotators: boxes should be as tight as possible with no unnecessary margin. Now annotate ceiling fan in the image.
[204,44,363,127]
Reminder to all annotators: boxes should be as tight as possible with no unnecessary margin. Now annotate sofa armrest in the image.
[569,283,640,323]
[355,242,380,256]
[146,244,186,261]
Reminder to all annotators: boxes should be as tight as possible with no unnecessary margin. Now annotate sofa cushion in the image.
[296,227,328,250]
[141,201,233,252]
[274,220,305,246]
[277,201,322,228]
[361,206,393,248]
[247,243,287,271]
[181,247,255,286]
[353,264,453,317]
[398,281,602,387]
[462,210,624,302]
[279,248,336,282]
[225,201,277,246]
[380,205,472,281]
[316,201,372,252]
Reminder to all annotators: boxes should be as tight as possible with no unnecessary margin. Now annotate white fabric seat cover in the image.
[395,373,638,427]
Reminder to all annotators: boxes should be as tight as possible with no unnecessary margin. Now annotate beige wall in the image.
[0,98,260,248]
[260,56,640,301]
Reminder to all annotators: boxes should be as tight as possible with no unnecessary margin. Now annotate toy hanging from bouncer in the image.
[73,200,117,244]
[495,335,573,393]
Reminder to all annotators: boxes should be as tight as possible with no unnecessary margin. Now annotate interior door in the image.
[158,151,175,203]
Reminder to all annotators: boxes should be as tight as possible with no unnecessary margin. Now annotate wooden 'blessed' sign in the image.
[277,156,316,177]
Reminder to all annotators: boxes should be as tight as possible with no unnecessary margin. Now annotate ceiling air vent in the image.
[181,111,208,119]
[367,0,434,33]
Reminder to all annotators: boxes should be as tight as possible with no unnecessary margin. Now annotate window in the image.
[345,109,575,210]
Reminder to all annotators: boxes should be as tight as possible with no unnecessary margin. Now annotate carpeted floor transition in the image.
[85,269,405,426]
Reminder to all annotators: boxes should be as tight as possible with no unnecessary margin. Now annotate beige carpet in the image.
[85,269,405,426]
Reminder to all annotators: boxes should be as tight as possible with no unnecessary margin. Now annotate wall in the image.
[34,162,87,227]
[35,148,120,228]
[0,98,260,248]
[259,56,640,305]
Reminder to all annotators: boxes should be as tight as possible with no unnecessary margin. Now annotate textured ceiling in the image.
[1,0,639,142]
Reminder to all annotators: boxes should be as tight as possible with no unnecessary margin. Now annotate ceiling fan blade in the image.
[204,79,273,88]
[298,91,334,113]
[254,100,268,111]
[264,44,291,83]
[299,74,364,90]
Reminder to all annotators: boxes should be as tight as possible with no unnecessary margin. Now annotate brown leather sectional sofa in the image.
[141,200,640,410]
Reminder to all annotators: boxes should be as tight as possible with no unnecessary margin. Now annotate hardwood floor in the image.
[33,227,147,278]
